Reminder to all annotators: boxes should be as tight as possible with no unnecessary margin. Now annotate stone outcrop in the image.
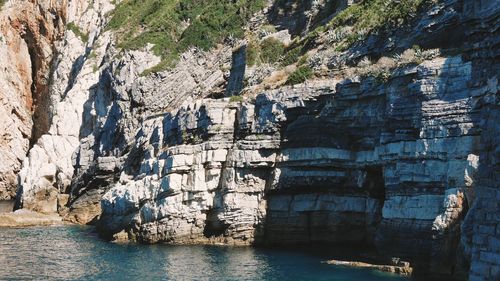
[0,209,63,227]
[62,42,234,224]
[16,0,115,214]
[98,52,486,276]
[96,1,498,278]
[461,1,500,280]
[324,259,413,276]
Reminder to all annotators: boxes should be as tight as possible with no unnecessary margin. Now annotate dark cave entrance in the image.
[362,166,386,246]
[203,209,228,238]
[363,166,385,201]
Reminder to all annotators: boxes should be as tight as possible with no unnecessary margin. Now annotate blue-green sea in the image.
[0,225,412,280]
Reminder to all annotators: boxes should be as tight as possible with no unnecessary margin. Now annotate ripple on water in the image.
[0,226,410,281]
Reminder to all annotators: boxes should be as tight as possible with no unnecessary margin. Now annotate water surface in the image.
[0,225,410,280]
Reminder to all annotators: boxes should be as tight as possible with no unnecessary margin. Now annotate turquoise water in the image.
[0,226,410,281]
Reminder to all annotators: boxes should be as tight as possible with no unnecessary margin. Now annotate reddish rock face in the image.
[0,0,66,199]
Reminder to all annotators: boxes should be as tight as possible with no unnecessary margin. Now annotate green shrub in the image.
[260,37,285,64]
[141,59,178,76]
[88,51,97,60]
[246,37,287,66]
[109,0,265,73]
[325,0,429,50]
[229,95,244,102]
[246,39,261,67]
[67,22,89,42]
[281,46,302,66]
[374,70,391,84]
[297,54,308,66]
[286,65,313,85]
[261,24,277,34]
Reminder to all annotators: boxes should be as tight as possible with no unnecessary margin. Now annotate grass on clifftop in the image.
[109,0,265,73]
[329,0,428,51]
[285,0,430,58]
[246,36,286,66]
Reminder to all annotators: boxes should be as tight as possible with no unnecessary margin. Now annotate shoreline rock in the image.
[324,259,413,276]
[0,209,65,227]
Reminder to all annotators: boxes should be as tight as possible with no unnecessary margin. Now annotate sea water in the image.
[0,225,410,281]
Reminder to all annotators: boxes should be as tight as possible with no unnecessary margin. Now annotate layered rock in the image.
[99,52,487,277]
[462,1,500,280]
[63,41,235,224]
[99,98,267,244]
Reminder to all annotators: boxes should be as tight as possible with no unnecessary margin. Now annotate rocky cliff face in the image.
[15,0,115,214]
[2,0,498,280]
[98,54,482,275]
[461,2,499,280]
[0,0,66,200]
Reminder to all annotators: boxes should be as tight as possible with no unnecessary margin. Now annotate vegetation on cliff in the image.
[246,37,286,66]
[285,65,313,85]
[108,0,429,75]
[67,22,89,42]
[109,0,265,72]
[326,0,429,51]
[274,0,430,68]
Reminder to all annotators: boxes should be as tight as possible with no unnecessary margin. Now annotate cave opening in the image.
[363,166,385,201]
[362,166,386,249]
[203,209,228,238]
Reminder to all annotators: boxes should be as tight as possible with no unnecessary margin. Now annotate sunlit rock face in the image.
[0,0,66,200]
[15,0,115,214]
[99,52,488,276]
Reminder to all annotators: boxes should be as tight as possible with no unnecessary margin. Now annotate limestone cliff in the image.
[0,0,66,200]
[1,0,498,280]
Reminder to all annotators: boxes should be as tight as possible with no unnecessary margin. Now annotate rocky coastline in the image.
[0,0,497,280]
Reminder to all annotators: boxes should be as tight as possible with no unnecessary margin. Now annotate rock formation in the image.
[0,0,66,200]
[0,0,497,280]
[16,0,115,215]
[98,54,484,275]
